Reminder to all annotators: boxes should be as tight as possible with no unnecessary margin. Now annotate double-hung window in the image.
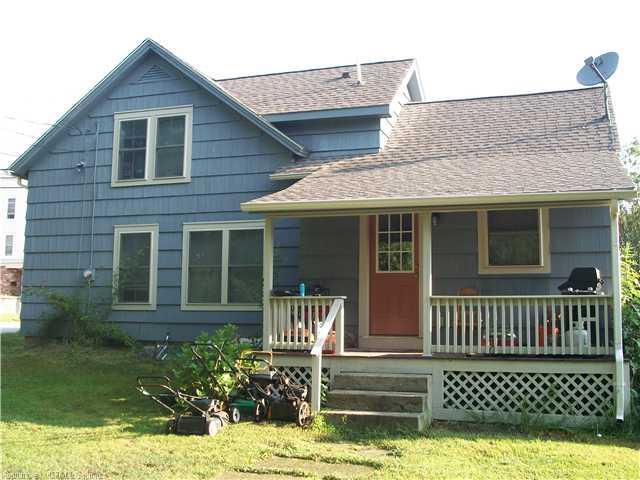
[181,221,264,311]
[112,224,159,310]
[7,198,16,219]
[111,106,193,186]
[5,235,13,256]
[477,208,550,274]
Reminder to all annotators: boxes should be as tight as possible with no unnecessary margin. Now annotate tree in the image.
[620,138,640,264]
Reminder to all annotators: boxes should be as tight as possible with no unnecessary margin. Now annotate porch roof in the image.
[242,87,635,213]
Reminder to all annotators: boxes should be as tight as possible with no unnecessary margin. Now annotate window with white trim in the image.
[5,235,13,256]
[111,106,193,186]
[181,221,264,310]
[112,224,159,310]
[7,198,16,219]
[376,213,414,272]
[477,208,550,274]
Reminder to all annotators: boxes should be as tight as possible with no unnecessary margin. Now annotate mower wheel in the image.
[229,406,241,423]
[165,418,176,434]
[206,417,222,436]
[296,401,312,427]
[254,399,267,423]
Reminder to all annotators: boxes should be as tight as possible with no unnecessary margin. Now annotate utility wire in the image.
[3,115,55,127]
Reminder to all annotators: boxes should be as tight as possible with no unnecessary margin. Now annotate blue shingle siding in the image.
[20,54,298,341]
[431,207,612,295]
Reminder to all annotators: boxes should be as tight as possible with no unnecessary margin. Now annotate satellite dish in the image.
[577,52,619,86]
[576,52,619,121]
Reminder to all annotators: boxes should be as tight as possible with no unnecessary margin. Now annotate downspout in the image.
[610,199,625,421]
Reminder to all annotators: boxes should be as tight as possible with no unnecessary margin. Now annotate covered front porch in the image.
[261,201,623,358]
[257,200,627,422]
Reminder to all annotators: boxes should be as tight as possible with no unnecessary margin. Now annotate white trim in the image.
[111,105,193,187]
[181,219,265,311]
[420,212,432,355]
[610,200,625,421]
[112,223,158,311]
[477,208,551,275]
[358,215,370,339]
[263,217,274,351]
[374,213,415,273]
[241,189,636,213]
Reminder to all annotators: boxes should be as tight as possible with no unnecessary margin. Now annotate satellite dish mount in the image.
[576,52,619,121]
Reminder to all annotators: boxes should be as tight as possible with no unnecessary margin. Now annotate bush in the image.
[171,325,255,400]
[621,245,640,431]
[36,287,134,348]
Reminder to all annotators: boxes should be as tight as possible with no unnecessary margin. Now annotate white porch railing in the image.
[430,295,613,356]
[268,296,345,351]
[267,295,345,412]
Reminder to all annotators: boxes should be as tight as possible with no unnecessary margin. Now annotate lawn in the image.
[1,333,638,480]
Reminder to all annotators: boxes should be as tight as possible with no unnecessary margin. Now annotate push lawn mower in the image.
[136,375,229,436]
[193,344,313,427]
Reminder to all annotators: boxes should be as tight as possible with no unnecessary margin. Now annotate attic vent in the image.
[138,65,172,82]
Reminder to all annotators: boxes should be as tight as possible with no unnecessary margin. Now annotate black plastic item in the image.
[558,267,603,295]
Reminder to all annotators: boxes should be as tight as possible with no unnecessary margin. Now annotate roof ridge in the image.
[215,58,415,82]
[406,85,604,105]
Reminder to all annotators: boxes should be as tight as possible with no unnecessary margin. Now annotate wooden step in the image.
[326,389,427,413]
[332,373,430,393]
[323,409,430,431]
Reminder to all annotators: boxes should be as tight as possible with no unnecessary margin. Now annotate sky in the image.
[1,0,638,170]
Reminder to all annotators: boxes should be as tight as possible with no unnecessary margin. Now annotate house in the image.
[0,170,27,313]
[9,39,635,429]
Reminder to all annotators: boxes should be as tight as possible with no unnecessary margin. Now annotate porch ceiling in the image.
[242,87,635,213]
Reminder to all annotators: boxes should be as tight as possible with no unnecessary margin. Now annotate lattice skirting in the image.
[443,370,614,417]
[276,366,331,390]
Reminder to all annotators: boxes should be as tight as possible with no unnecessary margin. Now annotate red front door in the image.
[369,213,420,336]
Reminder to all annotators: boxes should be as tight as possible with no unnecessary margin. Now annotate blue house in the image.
[10,39,635,428]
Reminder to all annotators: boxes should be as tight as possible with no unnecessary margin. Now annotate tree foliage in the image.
[620,138,640,263]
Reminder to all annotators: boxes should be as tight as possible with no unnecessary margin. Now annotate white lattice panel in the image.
[277,366,330,389]
[443,370,614,417]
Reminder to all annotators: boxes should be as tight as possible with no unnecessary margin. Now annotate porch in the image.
[258,200,626,424]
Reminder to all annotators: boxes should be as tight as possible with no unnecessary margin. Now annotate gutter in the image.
[241,189,637,213]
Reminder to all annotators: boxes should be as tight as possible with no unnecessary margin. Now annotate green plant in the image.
[620,244,640,432]
[171,325,254,400]
[34,286,133,348]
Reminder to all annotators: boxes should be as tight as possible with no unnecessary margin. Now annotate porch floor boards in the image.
[271,349,612,361]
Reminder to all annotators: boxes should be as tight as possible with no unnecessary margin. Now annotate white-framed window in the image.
[4,235,13,256]
[112,224,159,310]
[181,220,264,311]
[477,208,550,274]
[111,105,193,187]
[376,213,414,273]
[7,198,16,219]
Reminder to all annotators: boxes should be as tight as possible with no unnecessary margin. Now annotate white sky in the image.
[1,0,638,169]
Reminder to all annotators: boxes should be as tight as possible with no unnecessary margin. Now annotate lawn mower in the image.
[193,344,313,427]
[136,375,229,436]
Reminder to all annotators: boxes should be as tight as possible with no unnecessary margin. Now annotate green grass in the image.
[1,333,639,480]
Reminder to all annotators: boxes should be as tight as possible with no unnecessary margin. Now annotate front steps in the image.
[323,373,432,431]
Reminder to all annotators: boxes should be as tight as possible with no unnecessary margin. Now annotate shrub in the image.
[171,325,255,400]
[36,287,134,348]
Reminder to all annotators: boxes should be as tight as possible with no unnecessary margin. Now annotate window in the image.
[181,221,264,310]
[111,106,192,186]
[376,213,414,272]
[7,198,15,219]
[4,235,13,256]
[477,208,550,274]
[112,224,158,310]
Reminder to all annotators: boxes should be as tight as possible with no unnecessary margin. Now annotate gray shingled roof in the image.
[217,59,415,115]
[244,87,635,211]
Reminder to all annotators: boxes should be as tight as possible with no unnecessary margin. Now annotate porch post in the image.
[262,216,274,352]
[609,199,625,421]
[420,212,433,356]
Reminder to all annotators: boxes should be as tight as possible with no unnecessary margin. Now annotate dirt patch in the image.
[255,456,377,478]
[216,472,303,480]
